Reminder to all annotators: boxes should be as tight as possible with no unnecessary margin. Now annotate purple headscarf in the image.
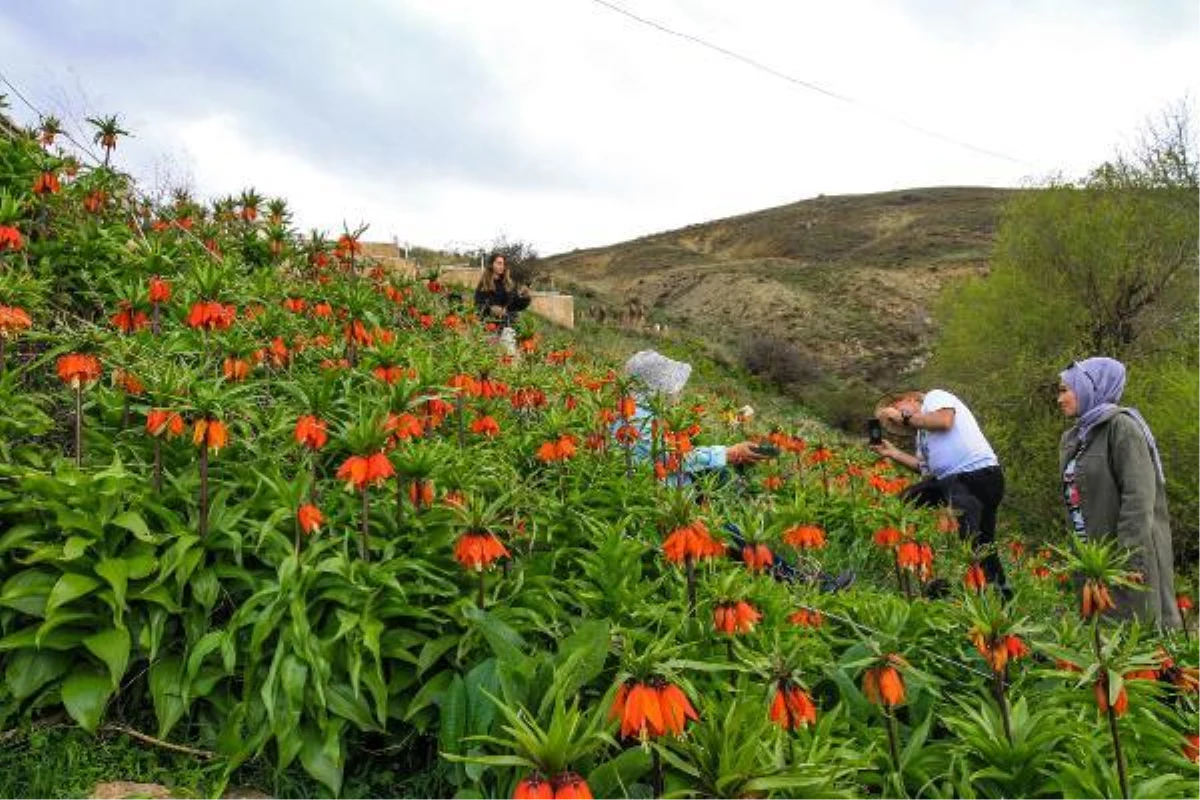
[1061,357,1164,482]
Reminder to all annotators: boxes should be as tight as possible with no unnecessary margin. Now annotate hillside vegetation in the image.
[540,186,1015,419]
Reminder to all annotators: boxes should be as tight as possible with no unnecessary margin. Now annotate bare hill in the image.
[540,186,1017,410]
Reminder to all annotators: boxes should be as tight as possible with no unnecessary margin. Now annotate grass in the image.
[0,724,452,799]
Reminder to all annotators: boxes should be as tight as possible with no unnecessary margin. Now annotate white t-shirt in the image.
[917,389,999,478]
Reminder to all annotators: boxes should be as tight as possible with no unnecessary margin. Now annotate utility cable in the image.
[586,0,1035,168]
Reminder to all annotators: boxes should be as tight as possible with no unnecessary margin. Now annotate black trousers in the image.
[904,466,1007,589]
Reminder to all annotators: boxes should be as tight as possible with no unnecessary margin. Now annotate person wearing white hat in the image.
[619,350,765,482]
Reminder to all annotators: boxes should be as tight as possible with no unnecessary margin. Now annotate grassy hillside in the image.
[540,186,1016,423]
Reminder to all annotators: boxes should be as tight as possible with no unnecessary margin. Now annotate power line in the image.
[585,0,1035,169]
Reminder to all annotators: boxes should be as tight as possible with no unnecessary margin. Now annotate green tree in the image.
[926,103,1199,567]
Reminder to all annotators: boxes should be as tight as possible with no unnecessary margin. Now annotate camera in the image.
[867,418,883,445]
[749,443,781,457]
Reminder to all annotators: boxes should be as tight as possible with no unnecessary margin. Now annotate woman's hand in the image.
[489,304,506,317]
[727,441,767,465]
[870,439,904,461]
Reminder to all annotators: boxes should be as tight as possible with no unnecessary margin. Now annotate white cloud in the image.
[2,0,1196,254]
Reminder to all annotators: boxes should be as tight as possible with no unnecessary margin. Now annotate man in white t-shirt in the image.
[872,389,1009,596]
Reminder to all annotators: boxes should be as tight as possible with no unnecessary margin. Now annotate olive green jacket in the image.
[1059,410,1181,628]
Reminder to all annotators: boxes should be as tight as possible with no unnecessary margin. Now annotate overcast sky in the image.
[2,0,1196,255]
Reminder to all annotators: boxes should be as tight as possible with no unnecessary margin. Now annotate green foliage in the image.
[926,108,1199,564]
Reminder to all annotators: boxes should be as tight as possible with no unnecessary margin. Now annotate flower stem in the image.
[686,556,697,617]
[73,386,83,468]
[198,445,209,536]
[1107,703,1129,798]
[153,438,162,493]
[359,489,370,560]
[992,669,1013,745]
[884,707,901,773]
[478,570,486,609]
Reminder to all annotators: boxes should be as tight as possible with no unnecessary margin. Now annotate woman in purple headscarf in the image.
[1057,356,1181,628]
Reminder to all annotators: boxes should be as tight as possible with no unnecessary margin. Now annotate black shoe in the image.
[819,570,855,594]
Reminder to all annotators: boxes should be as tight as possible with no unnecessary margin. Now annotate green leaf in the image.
[94,558,129,624]
[111,510,156,542]
[62,536,91,560]
[440,673,468,756]
[5,648,72,700]
[551,620,609,707]
[186,631,227,681]
[299,723,344,796]
[406,670,453,721]
[45,573,102,615]
[462,605,529,671]
[328,683,383,732]
[0,569,56,617]
[149,655,187,739]
[62,668,115,733]
[588,747,652,799]
[417,634,459,677]
[0,523,43,556]
[84,627,131,688]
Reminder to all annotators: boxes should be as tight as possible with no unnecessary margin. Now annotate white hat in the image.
[624,350,692,396]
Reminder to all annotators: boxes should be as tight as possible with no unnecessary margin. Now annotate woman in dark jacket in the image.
[474,254,530,327]
[1057,357,1181,628]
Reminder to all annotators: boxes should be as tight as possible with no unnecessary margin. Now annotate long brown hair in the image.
[477,255,514,293]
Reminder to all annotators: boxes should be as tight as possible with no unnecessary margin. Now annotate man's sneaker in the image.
[819,570,856,594]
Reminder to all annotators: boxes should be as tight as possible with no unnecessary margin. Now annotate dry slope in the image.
[540,186,1016,395]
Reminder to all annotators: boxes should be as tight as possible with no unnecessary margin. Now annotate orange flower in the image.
[788,608,824,628]
[312,301,333,318]
[1177,594,1194,614]
[783,524,826,550]
[619,395,637,420]
[56,353,102,388]
[963,563,987,592]
[193,418,229,453]
[470,415,501,437]
[662,521,724,564]
[714,600,762,635]
[768,682,817,730]
[114,369,144,395]
[863,659,906,707]
[510,387,547,410]
[222,356,250,382]
[1124,668,1158,682]
[111,303,149,333]
[971,631,1029,673]
[615,682,663,739]
[294,415,328,450]
[873,527,902,548]
[454,532,510,572]
[550,772,592,800]
[32,171,60,194]
[0,305,33,337]
[612,679,696,739]
[337,455,371,491]
[387,412,425,441]
[514,773,554,800]
[896,540,922,570]
[283,297,306,314]
[187,301,236,331]
[741,543,773,571]
[807,446,833,465]
[0,225,24,252]
[146,409,185,438]
[1081,579,1115,619]
[614,423,640,444]
[656,681,699,736]
[1093,676,1128,717]
[297,503,323,534]
[1185,734,1200,764]
[536,435,578,462]
[762,474,784,491]
[148,276,171,304]
[408,479,435,508]
[366,452,395,484]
